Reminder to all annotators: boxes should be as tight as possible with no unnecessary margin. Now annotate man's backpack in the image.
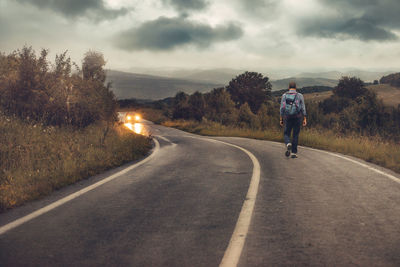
[284,93,300,117]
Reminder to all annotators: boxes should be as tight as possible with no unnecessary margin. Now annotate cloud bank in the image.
[298,0,400,41]
[15,0,128,21]
[115,16,243,51]
[162,0,209,12]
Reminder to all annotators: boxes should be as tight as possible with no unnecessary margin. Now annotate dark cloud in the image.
[299,17,398,41]
[162,0,208,12]
[114,16,243,51]
[237,0,278,19]
[15,0,128,21]
[299,0,400,41]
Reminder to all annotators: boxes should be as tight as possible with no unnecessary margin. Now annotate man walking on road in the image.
[280,82,307,158]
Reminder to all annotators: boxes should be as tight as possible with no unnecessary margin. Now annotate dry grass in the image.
[0,113,152,212]
[164,120,400,174]
[367,84,400,107]
[303,91,332,102]
[302,84,400,107]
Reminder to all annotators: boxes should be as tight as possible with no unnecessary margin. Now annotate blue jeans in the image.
[284,117,302,153]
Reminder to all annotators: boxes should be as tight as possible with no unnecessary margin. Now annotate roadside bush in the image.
[172,91,191,120]
[0,46,117,128]
[188,92,206,121]
[204,88,238,125]
[238,103,258,128]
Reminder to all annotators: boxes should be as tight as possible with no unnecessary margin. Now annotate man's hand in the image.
[280,117,284,127]
[303,117,307,127]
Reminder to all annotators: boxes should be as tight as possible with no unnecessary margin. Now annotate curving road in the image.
[0,121,399,266]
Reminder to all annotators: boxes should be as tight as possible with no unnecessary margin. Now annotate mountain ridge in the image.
[107,68,397,100]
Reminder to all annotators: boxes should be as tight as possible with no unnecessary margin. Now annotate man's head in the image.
[289,81,296,89]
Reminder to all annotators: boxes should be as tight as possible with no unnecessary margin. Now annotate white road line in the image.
[244,138,400,185]
[156,135,177,146]
[185,136,261,267]
[0,139,160,236]
[302,146,400,185]
[217,140,261,267]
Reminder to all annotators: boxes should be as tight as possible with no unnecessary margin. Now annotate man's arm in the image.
[300,94,307,126]
[280,94,286,126]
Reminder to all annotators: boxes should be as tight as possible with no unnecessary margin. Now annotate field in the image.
[301,84,400,106]
[368,84,400,107]
[303,90,333,102]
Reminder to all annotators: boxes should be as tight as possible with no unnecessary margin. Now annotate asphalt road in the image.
[0,121,399,266]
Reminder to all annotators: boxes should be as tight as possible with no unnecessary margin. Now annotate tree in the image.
[172,91,190,119]
[354,90,385,135]
[379,72,400,87]
[82,51,106,83]
[333,76,367,99]
[226,71,272,113]
[188,92,206,121]
[320,95,351,114]
[0,46,117,127]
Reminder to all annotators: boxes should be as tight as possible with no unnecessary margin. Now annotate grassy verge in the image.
[0,114,152,212]
[163,120,400,174]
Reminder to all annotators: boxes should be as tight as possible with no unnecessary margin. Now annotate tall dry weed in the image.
[0,113,151,211]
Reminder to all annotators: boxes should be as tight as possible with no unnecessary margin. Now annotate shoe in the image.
[291,153,297,158]
[285,143,292,157]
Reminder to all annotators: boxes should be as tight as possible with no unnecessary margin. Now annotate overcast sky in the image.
[1,0,399,73]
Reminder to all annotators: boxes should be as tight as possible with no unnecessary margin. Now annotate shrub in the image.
[0,46,117,128]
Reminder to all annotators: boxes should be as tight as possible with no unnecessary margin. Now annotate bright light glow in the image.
[133,123,143,134]
[125,122,133,131]
[127,116,132,120]
[124,122,144,135]
[135,115,141,121]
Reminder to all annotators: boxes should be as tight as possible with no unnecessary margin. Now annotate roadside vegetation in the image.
[122,72,400,174]
[0,47,151,211]
[164,120,399,173]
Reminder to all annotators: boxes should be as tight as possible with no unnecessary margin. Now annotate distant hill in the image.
[270,77,338,90]
[272,86,333,97]
[295,70,394,82]
[178,68,244,84]
[125,68,244,84]
[106,70,223,100]
[379,72,400,87]
[106,68,399,101]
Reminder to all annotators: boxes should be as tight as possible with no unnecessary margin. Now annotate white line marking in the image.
[156,135,176,146]
[185,136,261,267]
[217,140,260,267]
[236,137,400,185]
[0,139,160,236]
[302,146,400,185]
